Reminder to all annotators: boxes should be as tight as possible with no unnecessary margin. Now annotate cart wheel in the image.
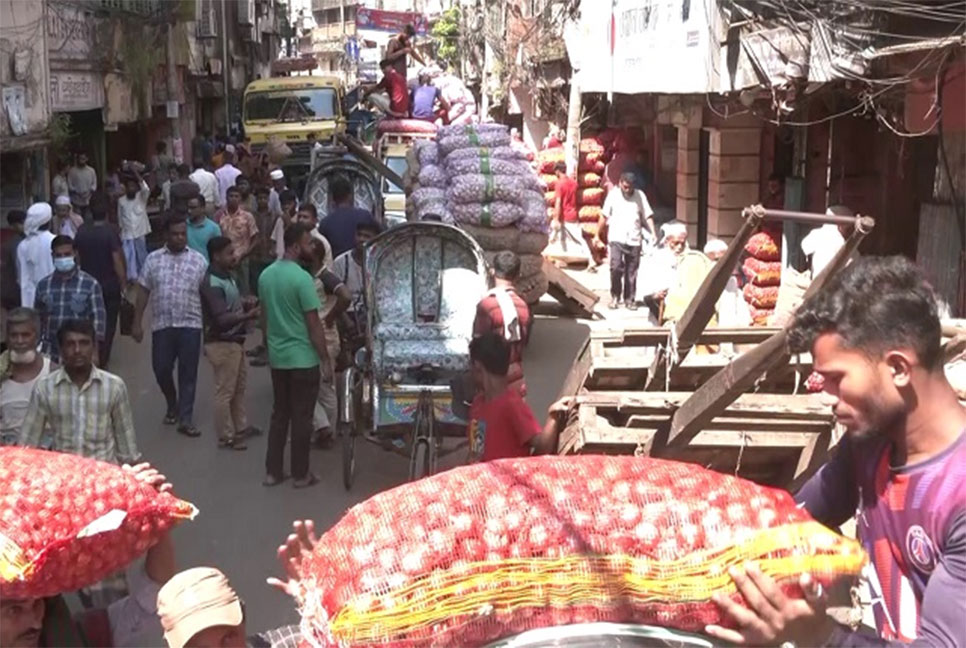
[409,439,432,481]
[342,428,356,491]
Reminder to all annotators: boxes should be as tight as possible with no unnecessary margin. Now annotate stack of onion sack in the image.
[0,447,197,598]
[411,124,550,304]
[743,231,782,325]
[293,455,865,648]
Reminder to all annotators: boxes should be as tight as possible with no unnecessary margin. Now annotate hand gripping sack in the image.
[0,447,197,599]
[294,456,865,648]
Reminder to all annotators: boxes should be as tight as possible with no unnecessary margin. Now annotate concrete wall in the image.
[0,1,50,138]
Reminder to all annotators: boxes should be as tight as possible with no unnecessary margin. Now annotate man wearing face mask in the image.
[0,308,52,446]
[33,236,106,365]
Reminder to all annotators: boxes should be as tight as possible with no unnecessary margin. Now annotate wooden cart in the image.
[556,206,875,489]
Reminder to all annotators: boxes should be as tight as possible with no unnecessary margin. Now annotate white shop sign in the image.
[576,0,722,95]
[50,71,105,112]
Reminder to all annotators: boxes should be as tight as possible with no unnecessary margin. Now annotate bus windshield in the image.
[244,88,339,122]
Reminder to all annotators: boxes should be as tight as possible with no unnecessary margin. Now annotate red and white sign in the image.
[356,8,428,35]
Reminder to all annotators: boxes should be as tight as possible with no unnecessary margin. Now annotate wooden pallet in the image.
[543,260,599,319]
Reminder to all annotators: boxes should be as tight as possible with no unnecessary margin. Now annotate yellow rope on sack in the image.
[329,521,867,643]
[0,532,30,582]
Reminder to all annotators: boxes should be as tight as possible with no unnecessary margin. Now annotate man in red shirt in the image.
[472,251,531,395]
[366,59,409,118]
[466,333,571,462]
[553,162,578,224]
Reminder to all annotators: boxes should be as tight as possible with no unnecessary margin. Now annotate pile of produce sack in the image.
[408,125,550,304]
[0,447,196,598]
[293,455,866,647]
[743,231,782,324]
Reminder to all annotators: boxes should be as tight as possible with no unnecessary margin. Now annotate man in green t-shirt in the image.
[257,222,333,488]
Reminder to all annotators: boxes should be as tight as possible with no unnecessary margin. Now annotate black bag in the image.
[119,297,135,336]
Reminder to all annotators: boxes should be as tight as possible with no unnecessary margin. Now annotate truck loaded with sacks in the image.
[404,124,551,305]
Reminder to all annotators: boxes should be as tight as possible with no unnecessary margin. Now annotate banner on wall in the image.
[575,0,721,95]
[356,8,428,36]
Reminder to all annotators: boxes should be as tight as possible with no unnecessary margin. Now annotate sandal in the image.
[292,472,320,489]
[163,413,177,425]
[177,425,201,438]
[262,474,286,487]
[218,438,247,450]
[239,426,263,438]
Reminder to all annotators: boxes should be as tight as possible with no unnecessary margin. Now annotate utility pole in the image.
[166,20,182,163]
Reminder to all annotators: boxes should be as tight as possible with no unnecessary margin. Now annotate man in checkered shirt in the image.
[33,235,106,365]
[131,214,209,438]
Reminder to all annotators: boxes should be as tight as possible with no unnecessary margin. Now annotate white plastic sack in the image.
[417,164,448,189]
[410,187,446,210]
[413,140,439,167]
[451,202,523,228]
[438,131,511,156]
[447,174,528,205]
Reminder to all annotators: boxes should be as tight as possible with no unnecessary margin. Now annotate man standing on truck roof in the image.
[385,24,424,78]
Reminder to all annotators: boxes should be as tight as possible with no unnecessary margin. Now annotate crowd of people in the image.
[0,144,387,491]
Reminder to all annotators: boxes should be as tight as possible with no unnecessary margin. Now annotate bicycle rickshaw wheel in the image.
[342,430,355,490]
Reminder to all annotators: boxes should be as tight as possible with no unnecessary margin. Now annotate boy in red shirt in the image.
[466,333,572,462]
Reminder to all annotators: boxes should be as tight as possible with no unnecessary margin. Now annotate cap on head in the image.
[157,567,244,648]
[55,195,72,207]
[270,169,285,181]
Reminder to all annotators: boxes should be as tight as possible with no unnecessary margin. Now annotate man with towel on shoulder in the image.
[472,251,531,397]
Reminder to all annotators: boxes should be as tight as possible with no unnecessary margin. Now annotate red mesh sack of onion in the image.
[0,447,197,599]
[292,455,865,647]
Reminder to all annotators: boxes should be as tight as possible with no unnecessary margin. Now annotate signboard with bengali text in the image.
[355,7,428,36]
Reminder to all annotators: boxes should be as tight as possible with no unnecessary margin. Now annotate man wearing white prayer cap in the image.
[267,168,295,218]
[53,195,84,238]
[16,203,56,307]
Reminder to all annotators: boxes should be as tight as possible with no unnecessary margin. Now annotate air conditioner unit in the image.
[239,0,255,25]
[197,0,217,38]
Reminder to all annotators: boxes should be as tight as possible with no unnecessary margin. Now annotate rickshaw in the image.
[340,221,489,490]
[303,157,383,223]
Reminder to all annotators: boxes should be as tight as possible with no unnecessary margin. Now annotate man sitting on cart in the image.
[410,73,450,124]
[466,333,571,463]
[473,251,531,397]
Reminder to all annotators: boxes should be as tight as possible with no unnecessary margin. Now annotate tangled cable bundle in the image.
[295,455,865,648]
[0,447,197,599]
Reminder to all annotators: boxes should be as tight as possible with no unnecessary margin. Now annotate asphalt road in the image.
[109,312,589,637]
